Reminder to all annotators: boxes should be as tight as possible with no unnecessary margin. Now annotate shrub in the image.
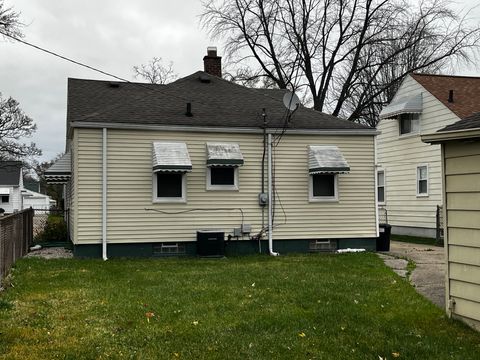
[36,214,68,242]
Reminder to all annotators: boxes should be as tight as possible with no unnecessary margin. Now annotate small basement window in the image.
[309,174,338,201]
[153,172,186,203]
[417,165,428,196]
[1,195,9,203]
[399,114,420,135]
[207,166,238,190]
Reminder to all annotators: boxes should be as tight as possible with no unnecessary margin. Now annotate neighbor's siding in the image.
[74,128,376,244]
[444,140,480,330]
[377,75,459,230]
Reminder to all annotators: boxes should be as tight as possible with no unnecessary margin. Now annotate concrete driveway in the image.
[379,241,446,309]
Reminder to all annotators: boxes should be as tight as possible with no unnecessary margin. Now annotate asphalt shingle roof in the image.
[439,112,480,132]
[411,73,480,119]
[0,161,22,186]
[67,71,370,131]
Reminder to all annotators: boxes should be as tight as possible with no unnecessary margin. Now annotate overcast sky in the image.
[1,0,479,162]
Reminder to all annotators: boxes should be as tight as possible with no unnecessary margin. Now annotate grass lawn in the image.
[391,234,439,246]
[1,254,479,359]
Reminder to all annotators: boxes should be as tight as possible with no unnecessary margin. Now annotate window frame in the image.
[1,195,9,204]
[152,172,187,203]
[206,166,239,191]
[377,170,385,205]
[398,113,420,137]
[309,173,338,202]
[416,164,429,197]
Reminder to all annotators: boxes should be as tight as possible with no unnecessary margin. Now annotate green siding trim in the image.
[73,238,377,258]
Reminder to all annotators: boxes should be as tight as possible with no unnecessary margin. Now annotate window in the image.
[417,165,428,196]
[153,172,186,203]
[309,174,338,201]
[207,166,238,190]
[399,114,420,135]
[377,170,385,204]
[1,195,9,203]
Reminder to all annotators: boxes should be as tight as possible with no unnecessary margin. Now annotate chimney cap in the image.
[207,46,218,57]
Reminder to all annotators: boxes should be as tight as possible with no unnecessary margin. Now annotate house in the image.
[0,161,55,213]
[0,161,23,213]
[422,112,480,331]
[376,74,480,238]
[45,48,379,258]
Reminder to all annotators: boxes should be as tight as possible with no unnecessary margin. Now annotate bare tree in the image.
[0,93,41,160]
[0,0,23,38]
[201,0,480,126]
[133,57,178,84]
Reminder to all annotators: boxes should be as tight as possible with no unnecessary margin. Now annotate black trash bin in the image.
[376,224,391,251]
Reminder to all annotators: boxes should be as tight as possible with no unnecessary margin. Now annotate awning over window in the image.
[45,152,71,184]
[308,145,350,174]
[0,188,10,195]
[206,142,244,166]
[152,142,192,173]
[379,93,423,119]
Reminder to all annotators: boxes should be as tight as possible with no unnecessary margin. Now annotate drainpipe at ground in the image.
[267,133,279,256]
[102,128,108,261]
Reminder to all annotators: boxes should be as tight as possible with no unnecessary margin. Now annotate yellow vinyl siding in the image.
[377,75,460,229]
[74,128,376,244]
[444,140,480,329]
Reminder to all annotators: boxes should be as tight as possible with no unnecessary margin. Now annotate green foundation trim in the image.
[73,238,377,258]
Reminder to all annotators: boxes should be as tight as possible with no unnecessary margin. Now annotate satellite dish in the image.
[283,91,300,111]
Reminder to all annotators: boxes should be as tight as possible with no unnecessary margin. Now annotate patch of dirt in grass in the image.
[25,247,73,259]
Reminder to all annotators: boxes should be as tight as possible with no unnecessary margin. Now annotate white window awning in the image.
[45,152,71,184]
[308,145,350,174]
[379,93,423,119]
[152,142,192,173]
[206,142,244,167]
[0,187,10,195]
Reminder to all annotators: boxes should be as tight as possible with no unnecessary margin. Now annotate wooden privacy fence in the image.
[0,208,34,282]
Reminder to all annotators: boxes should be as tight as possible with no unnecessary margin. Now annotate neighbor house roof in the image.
[439,112,480,132]
[67,71,372,133]
[0,161,22,186]
[411,73,480,119]
[422,112,480,144]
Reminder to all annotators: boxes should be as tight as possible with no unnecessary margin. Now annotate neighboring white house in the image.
[377,74,480,238]
[0,161,55,214]
[0,161,24,214]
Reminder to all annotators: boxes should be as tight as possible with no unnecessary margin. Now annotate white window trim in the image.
[416,164,429,197]
[398,114,421,138]
[377,169,386,205]
[152,172,187,203]
[309,173,339,202]
[206,166,239,191]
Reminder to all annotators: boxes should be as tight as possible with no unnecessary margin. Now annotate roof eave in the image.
[421,128,480,144]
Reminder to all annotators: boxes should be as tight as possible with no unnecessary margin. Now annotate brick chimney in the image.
[203,46,222,77]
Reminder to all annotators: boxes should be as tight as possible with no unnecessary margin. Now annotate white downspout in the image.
[102,128,108,261]
[374,135,379,237]
[267,133,279,256]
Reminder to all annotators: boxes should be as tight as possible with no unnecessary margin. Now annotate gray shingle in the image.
[67,71,371,131]
[439,112,480,132]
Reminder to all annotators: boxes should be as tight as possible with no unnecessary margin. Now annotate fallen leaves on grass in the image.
[192,321,199,326]
[392,352,401,358]
[145,312,155,323]
[298,332,306,337]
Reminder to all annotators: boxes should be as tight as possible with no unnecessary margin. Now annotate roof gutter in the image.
[69,121,379,137]
[422,128,480,144]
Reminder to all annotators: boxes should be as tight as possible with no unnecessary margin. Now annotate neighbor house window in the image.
[1,195,9,203]
[377,170,385,204]
[207,166,238,190]
[153,172,186,203]
[309,174,338,201]
[417,165,428,196]
[399,114,420,135]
